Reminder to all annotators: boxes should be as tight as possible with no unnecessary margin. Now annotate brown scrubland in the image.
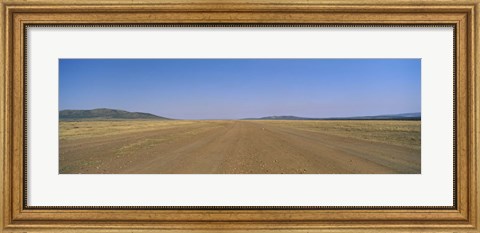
[59,120,421,174]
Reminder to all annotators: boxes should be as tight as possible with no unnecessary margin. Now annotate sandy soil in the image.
[59,120,421,174]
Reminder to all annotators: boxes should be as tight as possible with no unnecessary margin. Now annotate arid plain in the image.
[59,120,420,174]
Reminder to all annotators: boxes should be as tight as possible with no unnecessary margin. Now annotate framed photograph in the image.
[1,0,479,232]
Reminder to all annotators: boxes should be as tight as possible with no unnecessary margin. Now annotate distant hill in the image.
[244,112,421,121]
[59,108,170,120]
[335,112,421,120]
[243,116,307,120]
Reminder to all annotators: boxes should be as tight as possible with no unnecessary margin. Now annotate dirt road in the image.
[59,120,421,174]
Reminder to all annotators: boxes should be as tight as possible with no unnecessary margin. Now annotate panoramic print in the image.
[59,59,421,174]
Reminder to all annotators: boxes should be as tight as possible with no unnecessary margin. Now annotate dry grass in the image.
[259,120,421,149]
[60,120,420,150]
[59,120,420,174]
[59,120,200,140]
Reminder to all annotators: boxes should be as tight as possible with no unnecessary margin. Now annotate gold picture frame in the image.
[1,0,479,232]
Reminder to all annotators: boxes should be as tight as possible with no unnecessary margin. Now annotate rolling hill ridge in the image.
[59,108,170,120]
[245,112,421,120]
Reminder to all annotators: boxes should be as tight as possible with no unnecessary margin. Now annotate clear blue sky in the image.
[59,59,421,120]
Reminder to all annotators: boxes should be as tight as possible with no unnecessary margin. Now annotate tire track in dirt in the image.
[59,121,229,173]
[60,120,420,174]
[249,121,420,173]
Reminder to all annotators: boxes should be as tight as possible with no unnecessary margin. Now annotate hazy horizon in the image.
[59,107,421,120]
[59,59,421,120]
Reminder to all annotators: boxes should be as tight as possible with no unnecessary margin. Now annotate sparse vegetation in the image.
[259,120,420,150]
[59,120,420,174]
[59,120,197,140]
